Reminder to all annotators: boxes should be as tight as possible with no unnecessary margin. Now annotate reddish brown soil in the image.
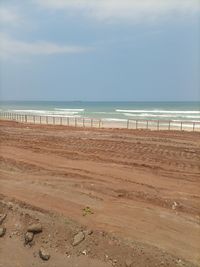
[0,120,200,267]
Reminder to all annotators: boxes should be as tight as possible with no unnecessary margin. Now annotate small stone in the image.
[125,259,133,267]
[0,227,6,237]
[39,248,50,261]
[0,214,7,225]
[27,223,42,234]
[72,231,85,246]
[25,232,34,244]
[82,250,87,255]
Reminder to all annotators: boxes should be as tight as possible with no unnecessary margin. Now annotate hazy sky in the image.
[0,0,199,101]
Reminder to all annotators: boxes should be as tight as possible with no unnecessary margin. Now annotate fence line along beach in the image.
[0,101,200,131]
[1,111,200,132]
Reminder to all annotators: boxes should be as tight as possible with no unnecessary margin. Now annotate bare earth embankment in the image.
[0,120,200,267]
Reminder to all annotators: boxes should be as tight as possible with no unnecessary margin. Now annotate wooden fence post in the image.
[180,122,183,131]
[136,120,138,129]
[193,122,195,132]
[67,117,69,126]
[157,120,159,130]
[127,120,129,129]
[146,120,148,130]
[168,121,171,130]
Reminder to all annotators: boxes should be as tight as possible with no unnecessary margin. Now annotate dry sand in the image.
[0,120,200,267]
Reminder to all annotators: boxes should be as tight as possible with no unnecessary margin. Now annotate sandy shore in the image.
[0,120,200,267]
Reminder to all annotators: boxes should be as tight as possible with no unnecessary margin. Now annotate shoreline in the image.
[1,112,200,132]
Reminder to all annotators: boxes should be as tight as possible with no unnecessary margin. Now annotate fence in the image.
[0,112,200,132]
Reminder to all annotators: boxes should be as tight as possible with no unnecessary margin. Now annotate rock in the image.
[82,250,87,255]
[0,214,7,225]
[72,231,85,246]
[27,223,42,234]
[39,248,50,261]
[0,227,6,237]
[25,232,34,244]
[125,259,133,267]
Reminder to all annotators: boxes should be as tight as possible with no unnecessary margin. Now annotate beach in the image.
[0,120,200,267]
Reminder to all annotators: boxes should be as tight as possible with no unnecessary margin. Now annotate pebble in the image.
[25,232,34,244]
[0,227,6,237]
[72,231,85,246]
[39,248,50,261]
[27,223,42,234]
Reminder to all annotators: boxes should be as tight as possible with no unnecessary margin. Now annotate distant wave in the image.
[54,108,84,112]
[10,109,81,117]
[123,113,200,119]
[12,109,80,114]
[93,112,118,116]
[116,109,200,114]
[12,109,49,114]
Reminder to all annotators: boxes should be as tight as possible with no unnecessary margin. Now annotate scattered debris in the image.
[27,223,42,233]
[0,227,6,237]
[72,231,85,246]
[25,232,34,244]
[0,214,7,225]
[39,248,50,261]
[82,206,94,216]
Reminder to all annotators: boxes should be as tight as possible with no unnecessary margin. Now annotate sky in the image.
[0,0,199,101]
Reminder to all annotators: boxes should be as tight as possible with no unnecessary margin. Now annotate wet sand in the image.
[0,120,200,266]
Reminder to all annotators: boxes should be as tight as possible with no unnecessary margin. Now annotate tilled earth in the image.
[0,120,200,267]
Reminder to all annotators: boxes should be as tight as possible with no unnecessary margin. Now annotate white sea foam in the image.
[12,109,79,114]
[123,113,200,119]
[12,109,49,114]
[116,109,200,114]
[9,109,82,118]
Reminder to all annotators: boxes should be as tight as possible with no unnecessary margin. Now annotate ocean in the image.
[0,101,199,123]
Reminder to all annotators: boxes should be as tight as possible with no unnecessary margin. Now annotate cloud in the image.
[0,33,91,58]
[36,0,200,22]
[0,6,21,25]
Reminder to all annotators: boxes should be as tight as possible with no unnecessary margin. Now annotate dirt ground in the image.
[0,120,200,267]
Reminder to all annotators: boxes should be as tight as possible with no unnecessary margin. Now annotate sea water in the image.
[0,101,200,123]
